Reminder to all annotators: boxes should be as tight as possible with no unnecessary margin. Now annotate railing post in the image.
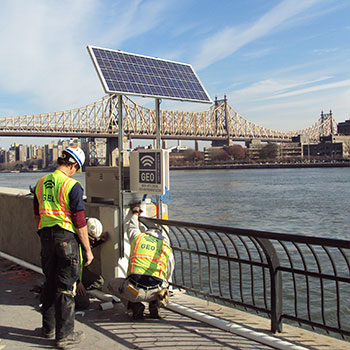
[256,238,283,333]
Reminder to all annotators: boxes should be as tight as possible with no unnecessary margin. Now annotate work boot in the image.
[149,300,161,319]
[42,328,55,339]
[35,327,55,339]
[131,302,145,320]
[56,331,85,349]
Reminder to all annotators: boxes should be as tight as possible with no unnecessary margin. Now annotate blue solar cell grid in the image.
[88,46,211,103]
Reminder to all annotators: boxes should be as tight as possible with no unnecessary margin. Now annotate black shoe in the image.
[35,327,55,339]
[56,331,85,349]
[149,301,161,319]
[149,312,161,319]
[43,328,55,339]
[132,303,145,320]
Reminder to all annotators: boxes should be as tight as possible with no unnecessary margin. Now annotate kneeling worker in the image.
[75,218,107,310]
[108,204,174,319]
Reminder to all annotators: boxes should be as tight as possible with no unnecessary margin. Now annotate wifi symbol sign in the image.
[140,154,155,169]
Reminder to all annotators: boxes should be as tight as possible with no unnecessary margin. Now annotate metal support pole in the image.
[118,95,124,257]
[155,98,163,219]
[155,98,161,149]
[107,95,117,166]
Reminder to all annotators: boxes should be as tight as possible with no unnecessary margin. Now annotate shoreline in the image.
[2,162,350,173]
[169,161,350,171]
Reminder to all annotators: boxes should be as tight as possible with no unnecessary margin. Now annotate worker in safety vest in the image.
[33,146,93,349]
[108,204,174,320]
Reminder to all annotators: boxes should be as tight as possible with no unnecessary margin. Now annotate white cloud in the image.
[222,66,350,133]
[227,76,333,102]
[0,1,97,106]
[265,80,350,100]
[313,48,339,55]
[192,0,318,70]
[0,0,172,115]
[98,0,170,47]
[248,87,350,132]
[242,47,273,60]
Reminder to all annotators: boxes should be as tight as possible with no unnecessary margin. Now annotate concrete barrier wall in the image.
[0,187,122,289]
[0,187,41,266]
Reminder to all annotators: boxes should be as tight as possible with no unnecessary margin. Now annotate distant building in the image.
[169,145,188,153]
[304,135,350,159]
[7,149,16,163]
[246,140,264,161]
[203,146,225,163]
[0,138,86,168]
[337,119,350,135]
[246,136,308,161]
[169,152,186,165]
[0,148,6,163]
[18,145,27,162]
[81,138,107,165]
[26,145,35,160]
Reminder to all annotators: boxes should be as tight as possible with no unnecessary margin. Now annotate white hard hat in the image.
[64,146,85,170]
[87,217,103,240]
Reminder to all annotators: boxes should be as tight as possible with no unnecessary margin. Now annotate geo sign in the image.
[139,152,161,185]
[130,149,169,195]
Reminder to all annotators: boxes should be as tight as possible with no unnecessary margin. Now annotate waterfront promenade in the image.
[0,257,348,350]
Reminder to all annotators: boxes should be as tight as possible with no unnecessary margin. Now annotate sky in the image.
[0,0,350,149]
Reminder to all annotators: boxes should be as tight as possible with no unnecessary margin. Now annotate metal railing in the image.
[140,217,350,339]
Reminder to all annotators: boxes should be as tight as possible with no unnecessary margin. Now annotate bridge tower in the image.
[320,110,333,138]
[211,95,232,147]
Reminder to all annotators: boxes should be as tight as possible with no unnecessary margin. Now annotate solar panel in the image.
[87,46,212,104]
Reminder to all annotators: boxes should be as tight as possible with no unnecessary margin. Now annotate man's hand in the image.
[84,250,94,267]
[100,232,109,241]
[131,206,143,215]
[76,225,94,266]
[130,202,143,216]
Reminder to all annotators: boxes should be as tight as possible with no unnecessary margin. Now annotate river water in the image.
[1,167,350,239]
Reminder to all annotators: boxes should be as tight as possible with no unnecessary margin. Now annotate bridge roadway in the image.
[1,257,348,350]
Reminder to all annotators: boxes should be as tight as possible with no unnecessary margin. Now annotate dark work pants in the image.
[39,226,80,340]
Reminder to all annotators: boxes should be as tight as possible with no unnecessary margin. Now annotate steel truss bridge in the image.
[0,94,337,142]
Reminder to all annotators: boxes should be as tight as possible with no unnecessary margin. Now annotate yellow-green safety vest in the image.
[128,233,172,281]
[35,169,79,234]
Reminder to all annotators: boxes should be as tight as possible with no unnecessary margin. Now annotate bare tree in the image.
[209,148,230,162]
[260,143,278,160]
[184,149,204,163]
[226,145,246,160]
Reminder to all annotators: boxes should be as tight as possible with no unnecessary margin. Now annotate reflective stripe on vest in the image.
[35,170,78,233]
[128,233,172,281]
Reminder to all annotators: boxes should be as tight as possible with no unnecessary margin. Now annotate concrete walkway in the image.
[0,257,348,350]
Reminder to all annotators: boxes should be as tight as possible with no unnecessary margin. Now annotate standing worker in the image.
[108,204,174,319]
[33,146,93,349]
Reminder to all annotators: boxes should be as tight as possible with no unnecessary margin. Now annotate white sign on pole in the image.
[130,149,169,195]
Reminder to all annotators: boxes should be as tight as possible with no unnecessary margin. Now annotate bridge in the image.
[0,94,337,143]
